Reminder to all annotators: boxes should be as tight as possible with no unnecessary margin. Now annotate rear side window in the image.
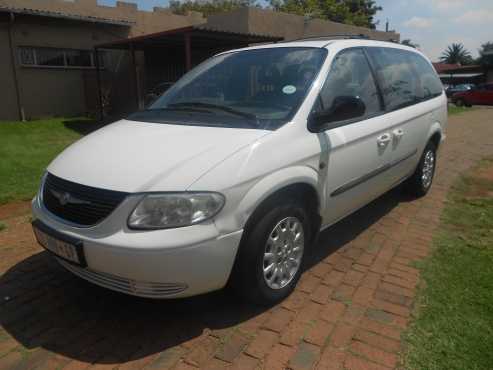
[367,48,419,111]
[408,53,443,99]
[317,48,382,118]
[367,47,442,112]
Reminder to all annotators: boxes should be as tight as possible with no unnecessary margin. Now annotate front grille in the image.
[43,173,129,226]
[57,259,188,298]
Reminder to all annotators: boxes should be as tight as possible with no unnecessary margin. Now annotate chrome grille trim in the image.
[42,173,129,227]
[57,259,188,298]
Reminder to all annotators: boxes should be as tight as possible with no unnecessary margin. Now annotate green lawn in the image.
[0,106,475,205]
[0,118,100,205]
[404,158,493,370]
[448,105,472,116]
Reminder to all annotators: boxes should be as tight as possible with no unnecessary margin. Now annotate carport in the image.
[437,65,486,86]
[94,26,282,119]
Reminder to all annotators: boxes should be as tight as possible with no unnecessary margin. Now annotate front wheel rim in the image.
[263,217,304,290]
[422,150,435,189]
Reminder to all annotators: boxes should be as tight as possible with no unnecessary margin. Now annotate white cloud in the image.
[378,0,493,62]
[427,0,466,10]
[403,16,434,29]
[454,10,493,24]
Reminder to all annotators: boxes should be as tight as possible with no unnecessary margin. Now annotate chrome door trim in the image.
[330,149,418,197]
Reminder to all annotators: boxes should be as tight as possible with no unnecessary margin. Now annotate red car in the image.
[452,83,493,107]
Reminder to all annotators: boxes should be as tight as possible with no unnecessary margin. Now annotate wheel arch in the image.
[236,166,323,243]
[427,123,443,150]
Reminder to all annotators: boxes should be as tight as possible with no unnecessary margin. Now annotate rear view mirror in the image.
[309,96,366,132]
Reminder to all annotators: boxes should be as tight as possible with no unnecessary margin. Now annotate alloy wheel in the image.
[263,217,304,290]
[422,150,435,189]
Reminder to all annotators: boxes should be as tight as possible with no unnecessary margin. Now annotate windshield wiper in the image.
[167,102,260,127]
[143,107,211,114]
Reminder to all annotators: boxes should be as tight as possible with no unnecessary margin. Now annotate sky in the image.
[374,0,493,61]
[99,0,493,62]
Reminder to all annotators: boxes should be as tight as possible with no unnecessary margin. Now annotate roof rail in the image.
[286,34,371,42]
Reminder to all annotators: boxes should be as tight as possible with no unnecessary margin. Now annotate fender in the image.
[235,165,322,229]
[426,121,444,148]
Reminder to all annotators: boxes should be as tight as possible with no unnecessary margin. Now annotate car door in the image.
[313,48,394,226]
[477,84,493,105]
[470,85,486,105]
[486,84,493,105]
[366,47,440,186]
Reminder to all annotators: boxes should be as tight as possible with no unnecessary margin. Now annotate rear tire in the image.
[404,141,437,197]
[231,199,311,305]
[455,98,465,107]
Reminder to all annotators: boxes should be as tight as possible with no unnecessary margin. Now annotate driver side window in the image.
[316,48,382,122]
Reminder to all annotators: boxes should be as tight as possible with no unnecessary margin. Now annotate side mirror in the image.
[309,96,366,132]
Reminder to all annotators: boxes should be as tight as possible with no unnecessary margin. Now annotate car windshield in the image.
[128,47,327,130]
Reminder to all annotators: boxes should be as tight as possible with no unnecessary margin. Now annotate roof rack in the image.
[286,34,371,42]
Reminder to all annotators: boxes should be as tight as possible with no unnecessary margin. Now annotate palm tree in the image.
[440,43,473,65]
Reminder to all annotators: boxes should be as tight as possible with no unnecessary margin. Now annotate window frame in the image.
[365,47,421,113]
[146,46,329,130]
[365,47,444,113]
[18,46,105,70]
[309,45,445,132]
[406,52,444,100]
[308,46,386,131]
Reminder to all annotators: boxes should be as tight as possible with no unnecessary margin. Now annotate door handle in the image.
[377,133,392,147]
[393,129,404,139]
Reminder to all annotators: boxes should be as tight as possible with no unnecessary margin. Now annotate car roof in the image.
[227,38,416,51]
[219,38,427,59]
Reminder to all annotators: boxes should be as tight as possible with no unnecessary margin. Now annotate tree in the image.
[401,39,419,48]
[169,0,259,17]
[269,0,382,29]
[477,42,493,68]
[440,43,474,65]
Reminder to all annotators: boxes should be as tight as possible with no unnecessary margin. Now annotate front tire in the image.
[232,200,311,305]
[405,141,437,197]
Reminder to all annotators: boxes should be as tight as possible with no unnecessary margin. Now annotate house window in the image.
[18,47,105,68]
[66,50,93,67]
[36,48,65,66]
[19,47,36,65]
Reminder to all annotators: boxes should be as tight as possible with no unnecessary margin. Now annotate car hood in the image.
[47,119,270,193]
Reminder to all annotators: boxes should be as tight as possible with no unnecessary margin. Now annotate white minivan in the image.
[32,38,447,304]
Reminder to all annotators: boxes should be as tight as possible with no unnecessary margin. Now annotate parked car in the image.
[445,84,474,98]
[32,39,447,305]
[452,83,493,107]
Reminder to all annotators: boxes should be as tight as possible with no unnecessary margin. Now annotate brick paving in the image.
[1,108,493,370]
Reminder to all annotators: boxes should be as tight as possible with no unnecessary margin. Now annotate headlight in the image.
[128,192,225,230]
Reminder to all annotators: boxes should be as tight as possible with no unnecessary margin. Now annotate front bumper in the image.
[32,195,243,298]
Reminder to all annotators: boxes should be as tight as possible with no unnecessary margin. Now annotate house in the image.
[433,63,491,86]
[0,0,400,121]
[0,0,205,121]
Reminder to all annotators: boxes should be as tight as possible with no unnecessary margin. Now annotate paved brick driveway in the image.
[1,108,493,370]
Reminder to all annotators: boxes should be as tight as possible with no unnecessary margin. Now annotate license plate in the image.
[32,220,86,267]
